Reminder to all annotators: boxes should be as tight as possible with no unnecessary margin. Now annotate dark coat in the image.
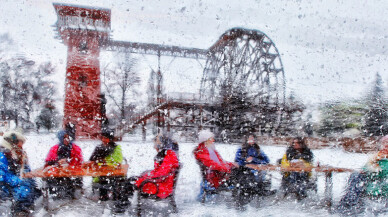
[286,146,313,163]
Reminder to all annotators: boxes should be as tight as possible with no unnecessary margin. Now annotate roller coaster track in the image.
[114,100,214,138]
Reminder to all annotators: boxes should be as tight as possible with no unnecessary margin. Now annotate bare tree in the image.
[102,53,140,125]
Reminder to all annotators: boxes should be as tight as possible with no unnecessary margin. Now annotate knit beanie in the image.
[198,130,215,143]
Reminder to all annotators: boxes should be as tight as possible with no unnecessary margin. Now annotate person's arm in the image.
[195,148,231,172]
[136,151,179,186]
[280,154,290,167]
[0,153,26,187]
[44,146,58,167]
[251,150,270,164]
[235,148,245,166]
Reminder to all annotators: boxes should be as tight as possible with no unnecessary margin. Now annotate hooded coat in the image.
[194,142,234,188]
[136,149,179,199]
[136,135,180,199]
[44,131,83,167]
[0,132,39,208]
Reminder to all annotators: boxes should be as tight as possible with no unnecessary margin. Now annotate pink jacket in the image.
[45,144,83,167]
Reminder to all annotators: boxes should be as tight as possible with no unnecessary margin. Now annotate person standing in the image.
[44,129,83,199]
[0,131,41,216]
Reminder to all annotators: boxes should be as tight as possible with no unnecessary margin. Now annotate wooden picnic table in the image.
[23,163,129,178]
[246,164,357,209]
[23,163,129,210]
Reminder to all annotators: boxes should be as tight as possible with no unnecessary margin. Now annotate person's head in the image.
[101,129,115,145]
[2,130,26,150]
[153,133,179,152]
[198,130,215,147]
[245,134,256,146]
[291,137,306,151]
[57,130,72,146]
[379,135,388,151]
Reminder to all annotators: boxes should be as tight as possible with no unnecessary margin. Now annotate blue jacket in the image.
[235,146,270,166]
[0,148,36,201]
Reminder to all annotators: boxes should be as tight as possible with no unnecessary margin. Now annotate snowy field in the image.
[3,133,372,216]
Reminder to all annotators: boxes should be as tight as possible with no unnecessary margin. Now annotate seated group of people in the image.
[194,130,315,206]
[1,127,388,216]
[0,128,179,216]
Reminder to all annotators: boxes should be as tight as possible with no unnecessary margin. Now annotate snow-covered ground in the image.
[3,133,372,216]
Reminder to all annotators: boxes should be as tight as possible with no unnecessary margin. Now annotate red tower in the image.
[53,3,111,139]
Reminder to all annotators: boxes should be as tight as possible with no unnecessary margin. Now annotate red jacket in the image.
[136,150,179,199]
[45,144,83,167]
[194,142,234,188]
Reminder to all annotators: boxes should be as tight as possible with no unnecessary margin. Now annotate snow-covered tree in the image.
[318,101,366,137]
[362,73,388,136]
[0,34,57,129]
[35,103,60,131]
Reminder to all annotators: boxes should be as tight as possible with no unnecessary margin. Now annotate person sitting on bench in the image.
[0,130,41,216]
[194,129,237,201]
[280,137,314,200]
[88,129,130,213]
[135,133,180,199]
[337,135,388,214]
[234,134,272,196]
[44,129,83,199]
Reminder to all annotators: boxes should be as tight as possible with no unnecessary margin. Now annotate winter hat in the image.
[157,133,179,152]
[101,128,115,141]
[57,130,74,144]
[2,130,26,147]
[198,130,215,143]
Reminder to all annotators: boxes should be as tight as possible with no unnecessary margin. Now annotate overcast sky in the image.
[1,0,388,108]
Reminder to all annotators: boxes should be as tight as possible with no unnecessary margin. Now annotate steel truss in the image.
[108,28,287,137]
[200,28,286,136]
[106,40,208,59]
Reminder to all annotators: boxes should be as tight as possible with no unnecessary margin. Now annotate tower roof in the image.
[53,3,111,33]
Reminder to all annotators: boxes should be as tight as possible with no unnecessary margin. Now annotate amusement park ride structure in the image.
[52,3,286,140]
